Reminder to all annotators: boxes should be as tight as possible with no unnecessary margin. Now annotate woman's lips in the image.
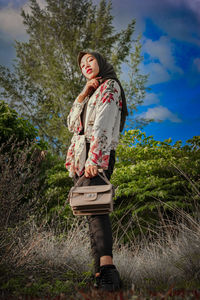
[87,69,92,74]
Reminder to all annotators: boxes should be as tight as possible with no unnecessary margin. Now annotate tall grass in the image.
[1,206,199,295]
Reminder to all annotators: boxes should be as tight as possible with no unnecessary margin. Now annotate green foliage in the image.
[111,129,200,238]
[0,101,73,228]
[0,100,37,144]
[0,0,147,155]
[0,101,50,229]
[40,154,74,222]
[0,266,94,298]
[0,273,75,298]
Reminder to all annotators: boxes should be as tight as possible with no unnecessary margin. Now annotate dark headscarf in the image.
[77,51,128,132]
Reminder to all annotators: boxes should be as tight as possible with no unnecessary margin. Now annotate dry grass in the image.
[111,207,200,289]
[1,208,199,297]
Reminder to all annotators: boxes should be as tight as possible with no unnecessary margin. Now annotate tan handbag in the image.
[68,170,115,216]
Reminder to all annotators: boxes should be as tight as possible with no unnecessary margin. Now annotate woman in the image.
[65,51,128,292]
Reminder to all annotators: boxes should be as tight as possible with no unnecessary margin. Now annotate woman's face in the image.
[80,54,100,80]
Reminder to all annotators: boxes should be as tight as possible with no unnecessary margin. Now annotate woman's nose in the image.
[85,61,90,69]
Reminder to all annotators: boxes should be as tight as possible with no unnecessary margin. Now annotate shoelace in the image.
[100,268,114,285]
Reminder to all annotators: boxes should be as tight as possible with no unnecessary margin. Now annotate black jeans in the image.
[74,143,115,273]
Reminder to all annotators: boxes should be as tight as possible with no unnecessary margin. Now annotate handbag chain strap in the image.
[74,169,111,188]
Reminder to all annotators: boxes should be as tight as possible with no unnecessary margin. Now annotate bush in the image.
[38,153,74,225]
[0,100,37,144]
[111,130,200,240]
[0,100,73,230]
[0,139,44,229]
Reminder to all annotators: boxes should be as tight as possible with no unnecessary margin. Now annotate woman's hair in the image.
[77,51,128,132]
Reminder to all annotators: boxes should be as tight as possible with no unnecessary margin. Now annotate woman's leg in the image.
[86,150,116,275]
[87,213,113,274]
[87,168,122,292]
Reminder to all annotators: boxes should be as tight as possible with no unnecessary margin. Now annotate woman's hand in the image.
[85,165,98,178]
[78,77,102,102]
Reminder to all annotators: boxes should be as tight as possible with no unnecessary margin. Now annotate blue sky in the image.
[0,0,200,145]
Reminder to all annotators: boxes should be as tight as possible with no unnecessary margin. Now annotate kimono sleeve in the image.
[85,79,121,170]
[67,96,88,134]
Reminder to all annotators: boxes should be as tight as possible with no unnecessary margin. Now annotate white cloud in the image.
[142,92,160,106]
[23,0,47,14]
[155,0,200,45]
[193,57,200,72]
[141,36,184,85]
[111,0,200,46]
[141,61,171,85]
[137,105,182,123]
[0,0,46,39]
[0,5,26,39]
[144,37,173,70]
[166,0,200,22]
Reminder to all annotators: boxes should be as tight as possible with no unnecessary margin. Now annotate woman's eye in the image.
[81,65,84,69]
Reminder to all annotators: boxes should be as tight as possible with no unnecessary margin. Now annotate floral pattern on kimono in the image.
[85,80,121,169]
[65,134,86,177]
[65,79,122,178]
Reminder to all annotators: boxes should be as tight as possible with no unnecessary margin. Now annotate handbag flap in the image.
[83,192,97,201]
[70,191,112,206]
[72,184,112,194]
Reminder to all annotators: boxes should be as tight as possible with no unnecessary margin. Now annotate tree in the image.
[121,35,151,130]
[0,0,148,155]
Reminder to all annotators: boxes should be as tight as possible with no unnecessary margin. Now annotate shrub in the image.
[111,130,200,240]
[0,139,43,229]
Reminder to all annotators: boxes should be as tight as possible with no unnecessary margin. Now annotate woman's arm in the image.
[85,79,121,171]
[67,77,102,133]
[67,94,88,133]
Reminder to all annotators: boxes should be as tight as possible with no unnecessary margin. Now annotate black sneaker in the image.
[96,265,122,292]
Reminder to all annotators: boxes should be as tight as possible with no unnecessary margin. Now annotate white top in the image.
[65,79,122,177]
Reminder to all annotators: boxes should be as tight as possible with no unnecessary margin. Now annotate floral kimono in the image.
[65,79,122,178]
